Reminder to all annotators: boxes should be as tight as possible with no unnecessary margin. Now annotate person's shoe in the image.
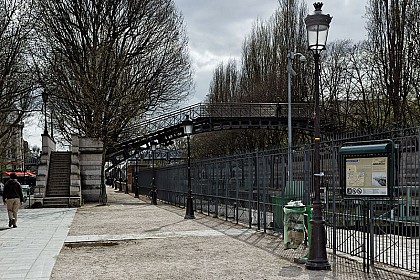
[12,224,17,228]
[8,219,13,227]
[11,218,16,227]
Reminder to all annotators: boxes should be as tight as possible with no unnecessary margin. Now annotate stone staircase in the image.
[44,151,72,207]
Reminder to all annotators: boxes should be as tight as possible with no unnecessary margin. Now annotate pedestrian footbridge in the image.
[107,102,314,165]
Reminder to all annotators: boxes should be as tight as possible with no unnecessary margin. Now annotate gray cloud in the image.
[174,0,367,104]
[25,1,367,147]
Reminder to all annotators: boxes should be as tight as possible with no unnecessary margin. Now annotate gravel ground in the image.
[50,187,418,280]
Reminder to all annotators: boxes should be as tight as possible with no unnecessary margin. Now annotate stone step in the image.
[47,181,69,185]
[47,151,71,197]
[43,197,79,208]
[46,185,69,189]
[47,180,70,185]
[46,188,69,192]
[46,188,70,195]
[46,193,70,198]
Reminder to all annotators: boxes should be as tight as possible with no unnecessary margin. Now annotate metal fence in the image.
[136,127,420,274]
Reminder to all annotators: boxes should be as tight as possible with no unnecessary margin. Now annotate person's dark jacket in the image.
[3,179,24,203]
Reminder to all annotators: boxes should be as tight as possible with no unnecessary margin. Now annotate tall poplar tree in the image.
[365,0,420,126]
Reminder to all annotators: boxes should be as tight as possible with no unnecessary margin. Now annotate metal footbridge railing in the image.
[107,102,313,162]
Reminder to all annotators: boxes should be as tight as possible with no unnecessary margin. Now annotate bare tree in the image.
[207,59,240,103]
[240,0,308,103]
[34,0,193,202]
[365,0,420,127]
[0,0,37,162]
[196,0,309,156]
[321,40,384,131]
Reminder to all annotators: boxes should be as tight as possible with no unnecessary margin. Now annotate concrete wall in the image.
[72,136,103,202]
[35,135,104,205]
[34,133,56,199]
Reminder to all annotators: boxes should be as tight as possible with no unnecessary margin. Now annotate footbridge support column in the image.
[71,136,103,203]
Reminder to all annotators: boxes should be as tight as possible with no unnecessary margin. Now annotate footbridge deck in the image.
[108,102,313,163]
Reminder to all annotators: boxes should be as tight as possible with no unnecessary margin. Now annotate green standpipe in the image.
[293,205,312,264]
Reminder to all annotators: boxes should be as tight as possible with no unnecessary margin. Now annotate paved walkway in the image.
[0,203,75,279]
[1,188,418,279]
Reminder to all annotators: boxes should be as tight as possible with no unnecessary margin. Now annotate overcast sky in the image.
[24,0,367,149]
[174,0,367,105]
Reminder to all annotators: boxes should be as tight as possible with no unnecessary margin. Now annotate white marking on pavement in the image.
[65,228,254,244]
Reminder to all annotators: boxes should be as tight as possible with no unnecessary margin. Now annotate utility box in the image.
[284,200,306,249]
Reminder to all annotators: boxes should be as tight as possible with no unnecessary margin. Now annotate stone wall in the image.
[34,133,56,199]
[72,136,103,202]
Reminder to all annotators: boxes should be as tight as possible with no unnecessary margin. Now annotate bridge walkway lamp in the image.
[304,2,332,270]
[182,115,195,219]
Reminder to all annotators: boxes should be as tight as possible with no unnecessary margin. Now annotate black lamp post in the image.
[134,153,139,198]
[151,141,157,186]
[304,2,332,270]
[118,167,122,192]
[41,90,48,135]
[125,159,129,194]
[150,141,158,205]
[182,115,195,219]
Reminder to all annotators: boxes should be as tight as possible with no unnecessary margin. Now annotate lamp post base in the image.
[305,259,331,270]
[151,193,157,205]
[184,196,195,219]
[306,203,330,270]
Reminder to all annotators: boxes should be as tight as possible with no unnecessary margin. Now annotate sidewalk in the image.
[1,187,418,279]
[0,202,75,279]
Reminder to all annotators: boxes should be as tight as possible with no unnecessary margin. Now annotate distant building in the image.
[0,123,24,172]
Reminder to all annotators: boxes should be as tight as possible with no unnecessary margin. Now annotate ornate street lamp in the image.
[304,2,332,270]
[41,90,48,135]
[182,115,195,219]
[287,51,306,184]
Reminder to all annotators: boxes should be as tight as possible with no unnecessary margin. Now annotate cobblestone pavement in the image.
[49,186,419,280]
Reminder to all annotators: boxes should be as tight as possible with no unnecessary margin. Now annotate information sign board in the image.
[345,156,388,196]
[339,141,394,197]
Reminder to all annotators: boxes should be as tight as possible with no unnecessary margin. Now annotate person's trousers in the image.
[6,198,20,222]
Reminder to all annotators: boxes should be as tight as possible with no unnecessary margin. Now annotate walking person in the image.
[3,172,24,228]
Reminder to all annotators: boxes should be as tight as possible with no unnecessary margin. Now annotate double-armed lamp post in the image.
[182,115,195,219]
[304,2,332,270]
[287,51,306,184]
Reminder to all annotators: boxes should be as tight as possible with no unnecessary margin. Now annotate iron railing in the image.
[122,102,312,135]
[110,102,313,156]
[130,126,420,275]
